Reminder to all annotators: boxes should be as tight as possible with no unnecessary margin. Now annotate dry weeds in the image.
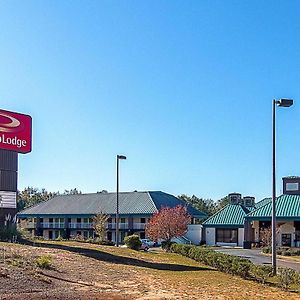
[0,241,299,300]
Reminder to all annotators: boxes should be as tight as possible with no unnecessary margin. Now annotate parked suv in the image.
[140,239,155,247]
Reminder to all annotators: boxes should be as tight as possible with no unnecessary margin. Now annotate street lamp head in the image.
[117,155,127,160]
[277,99,293,107]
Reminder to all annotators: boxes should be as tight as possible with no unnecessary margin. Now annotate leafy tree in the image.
[145,205,191,242]
[63,188,82,195]
[17,187,58,211]
[17,187,82,211]
[178,194,216,217]
[215,195,230,211]
[93,213,109,241]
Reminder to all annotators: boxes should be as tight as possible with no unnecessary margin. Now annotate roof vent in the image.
[243,196,255,207]
[228,193,242,205]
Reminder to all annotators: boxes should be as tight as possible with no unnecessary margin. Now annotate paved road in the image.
[215,247,300,271]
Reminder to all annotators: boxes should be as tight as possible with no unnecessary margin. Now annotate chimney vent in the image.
[228,193,242,204]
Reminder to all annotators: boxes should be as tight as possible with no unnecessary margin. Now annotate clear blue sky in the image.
[1,1,299,201]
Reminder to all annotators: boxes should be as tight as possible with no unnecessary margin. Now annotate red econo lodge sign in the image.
[0,109,32,153]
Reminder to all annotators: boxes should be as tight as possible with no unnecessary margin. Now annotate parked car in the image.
[141,239,156,247]
[140,241,149,251]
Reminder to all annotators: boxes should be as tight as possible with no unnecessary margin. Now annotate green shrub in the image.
[161,241,176,252]
[262,247,271,254]
[170,245,253,279]
[170,244,192,256]
[0,226,20,242]
[124,235,141,250]
[284,249,292,256]
[251,265,273,284]
[36,255,52,269]
[277,267,296,290]
[293,271,300,285]
[97,240,115,246]
[171,244,300,288]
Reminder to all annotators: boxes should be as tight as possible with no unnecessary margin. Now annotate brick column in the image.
[243,219,252,249]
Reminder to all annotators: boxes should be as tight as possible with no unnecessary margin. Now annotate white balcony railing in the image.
[41,222,65,229]
[133,223,146,230]
[68,223,93,229]
[107,223,129,229]
[37,221,144,230]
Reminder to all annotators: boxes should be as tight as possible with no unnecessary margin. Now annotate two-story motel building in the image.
[18,191,206,243]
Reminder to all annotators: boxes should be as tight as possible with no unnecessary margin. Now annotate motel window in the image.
[49,218,53,223]
[282,234,292,247]
[121,218,126,223]
[55,218,59,223]
[83,218,88,223]
[60,218,64,223]
[83,231,88,239]
[108,218,112,223]
[216,228,238,243]
[140,218,146,223]
[89,218,93,223]
[77,218,81,223]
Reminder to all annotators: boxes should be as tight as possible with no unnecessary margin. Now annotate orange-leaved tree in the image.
[145,205,191,242]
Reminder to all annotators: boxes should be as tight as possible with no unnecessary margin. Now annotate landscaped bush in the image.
[170,244,253,279]
[69,237,115,246]
[170,243,192,256]
[95,239,115,246]
[0,226,20,242]
[262,247,300,257]
[262,247,271,254]
[161,241,176,252]
[277,267,296,290]
[124,235,141,250]
[170,244,300,291]
[250,265,273,284]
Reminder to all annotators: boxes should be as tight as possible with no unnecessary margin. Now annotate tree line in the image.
[17,187,82,211]
[178,194,230,217]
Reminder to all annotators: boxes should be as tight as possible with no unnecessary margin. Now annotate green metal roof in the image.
[202,204,251,227]
[246,194,300,220]
[18,191,206,218]
[254,197,272,209]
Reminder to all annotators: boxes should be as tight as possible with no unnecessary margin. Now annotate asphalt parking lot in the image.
[215,247,300,270]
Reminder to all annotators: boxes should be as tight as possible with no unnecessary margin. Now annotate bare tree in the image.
[93,213,109,241]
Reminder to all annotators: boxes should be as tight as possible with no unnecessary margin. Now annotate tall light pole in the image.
[116,154,126,247]
[272,98,293,275]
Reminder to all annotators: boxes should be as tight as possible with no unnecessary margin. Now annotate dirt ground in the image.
[0,241,299,300]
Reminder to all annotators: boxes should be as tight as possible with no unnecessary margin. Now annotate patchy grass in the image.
[1,241,300,299]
